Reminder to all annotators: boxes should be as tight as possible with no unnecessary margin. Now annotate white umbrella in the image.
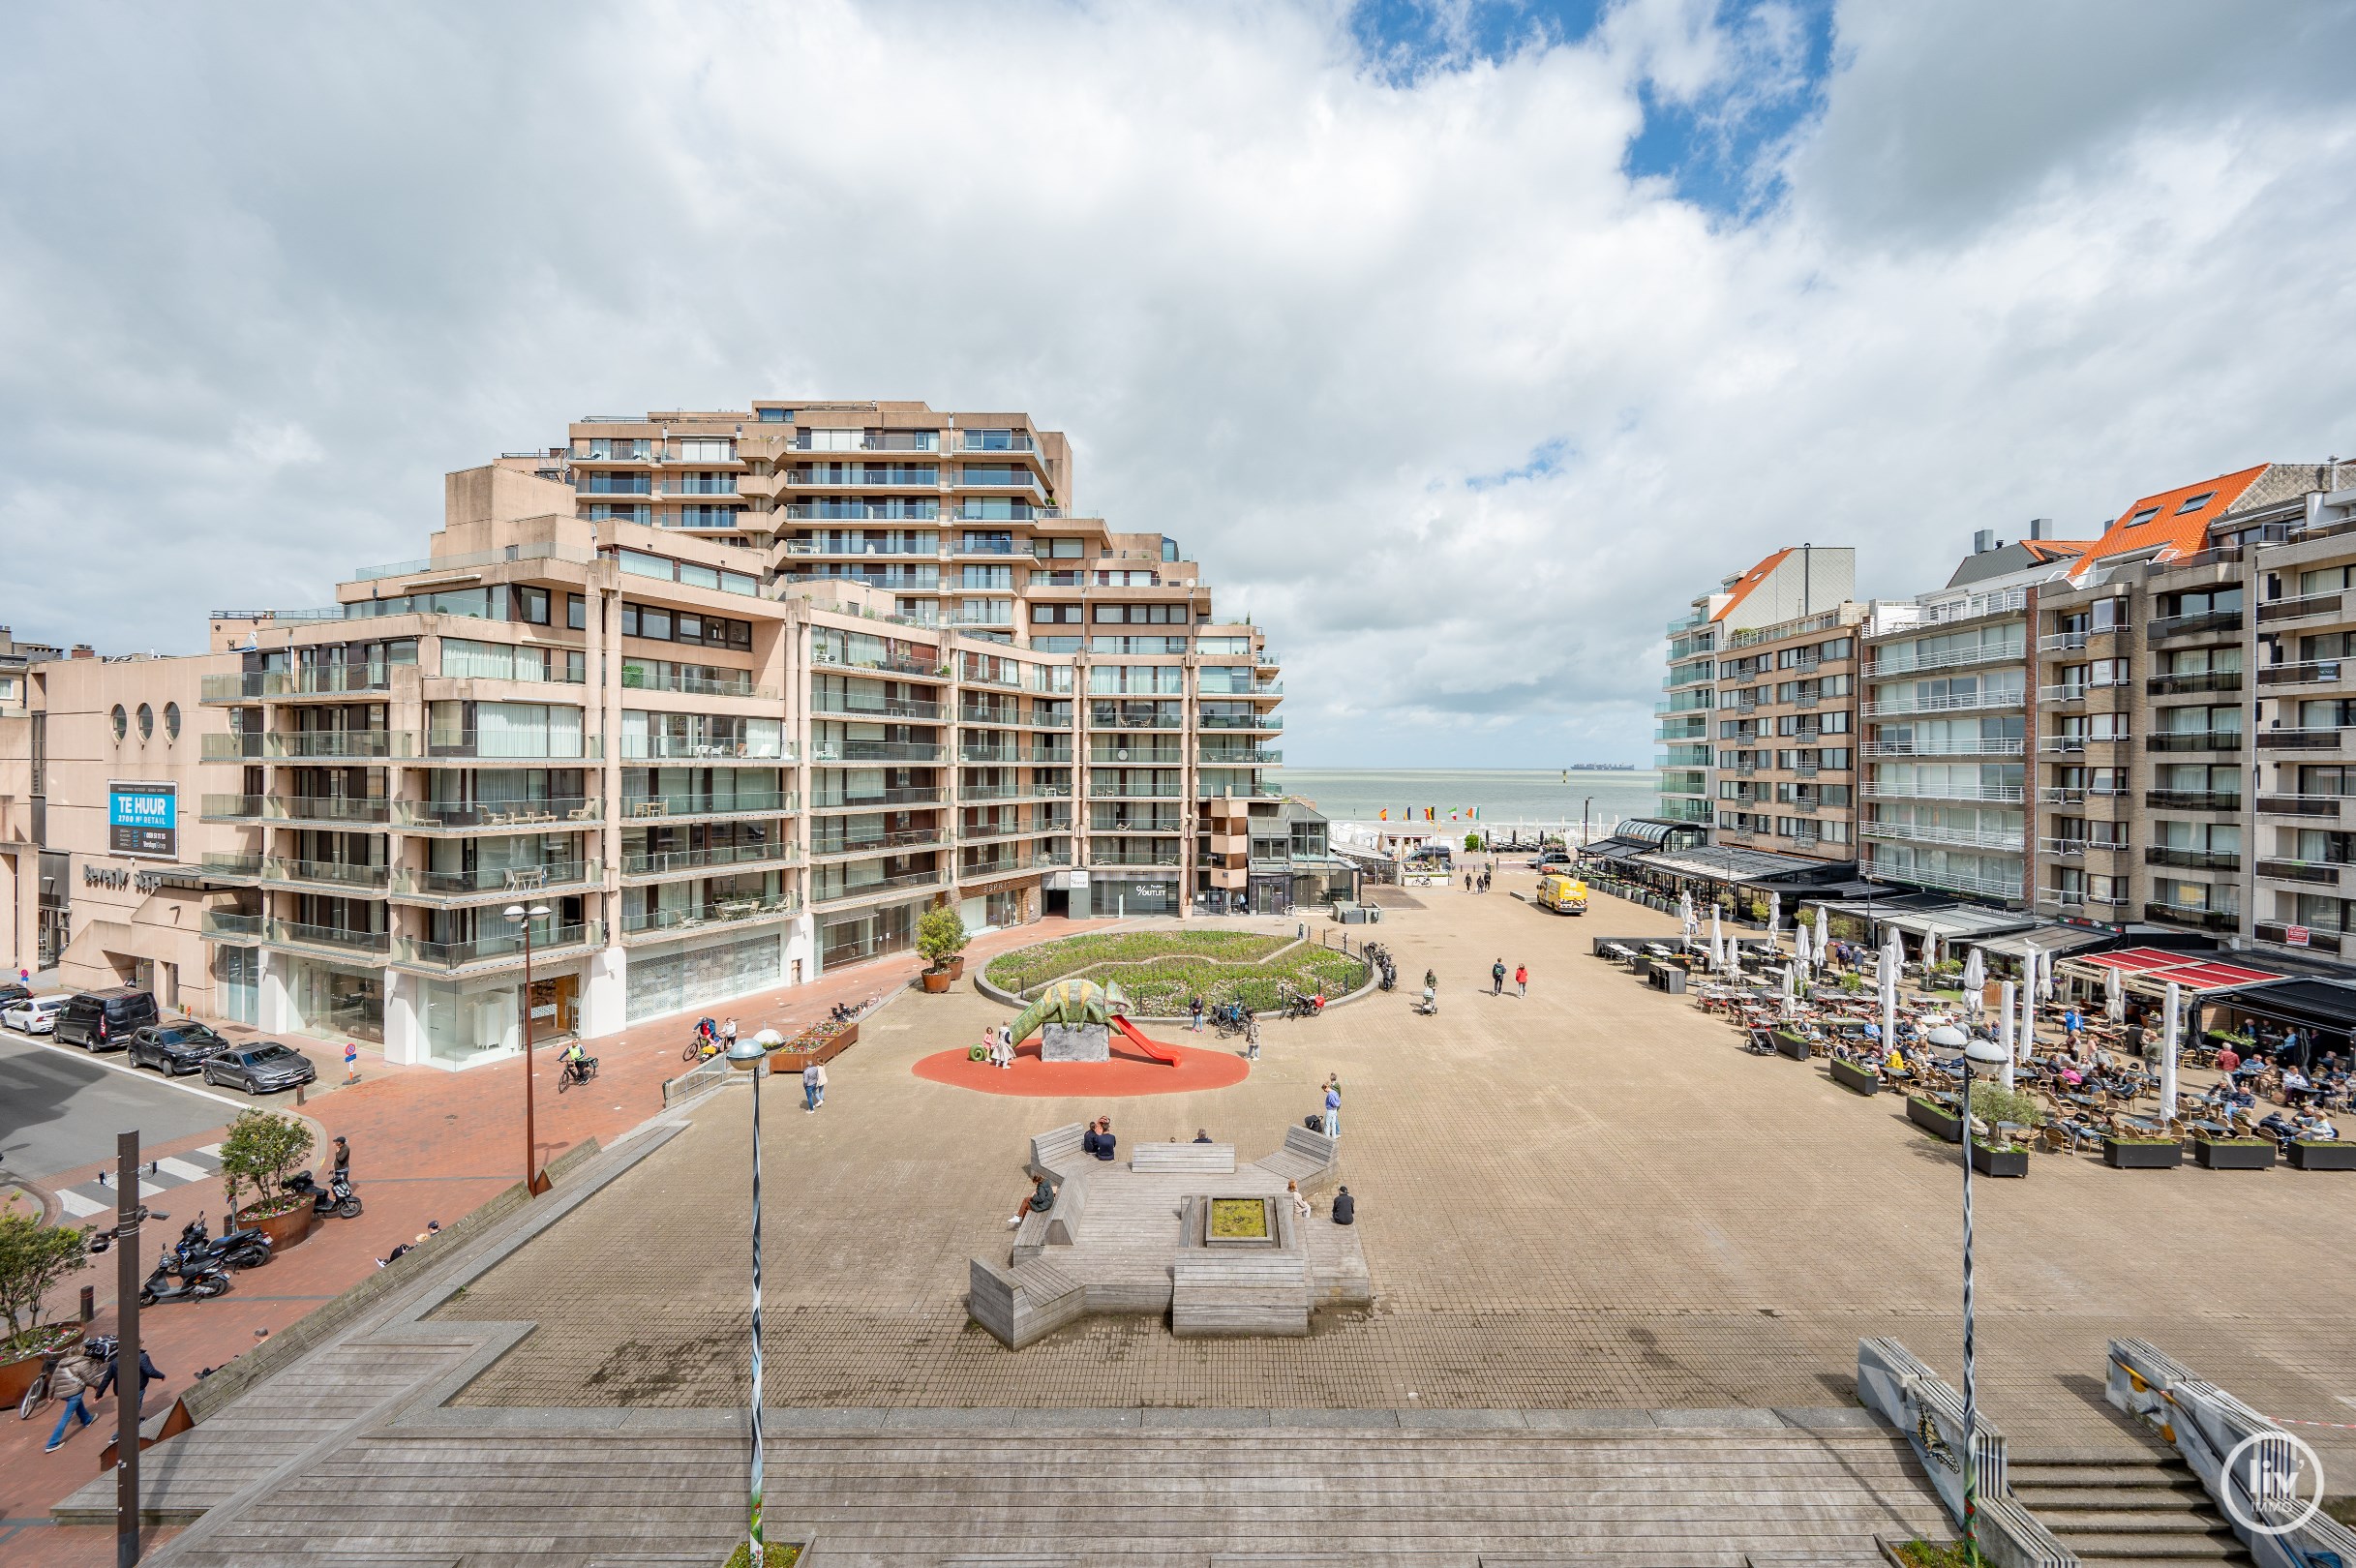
[2018,967,2038,1061]
[1679,889,1696,937]
[1780,959,1797,1017]
[1709,910,1725,973]
[1878,938,1898,1054]
[1795,921,1813,975]
[1814,904,1830,969]
[1997,979,2018,1090]
[2038,946,2057,1004]
[1767,890,1782,935]
[1962,947,1985,999]
[2160,980,2182,1123]
[2104,964,2126,1024]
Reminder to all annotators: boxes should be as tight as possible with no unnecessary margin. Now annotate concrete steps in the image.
[2009,1454,2250,1566]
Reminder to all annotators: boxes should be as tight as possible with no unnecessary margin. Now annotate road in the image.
[0,1030,234,1181]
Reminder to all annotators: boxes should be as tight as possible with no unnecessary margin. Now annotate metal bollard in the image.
[80,1284,95,1323]
[295,1081,306,1106]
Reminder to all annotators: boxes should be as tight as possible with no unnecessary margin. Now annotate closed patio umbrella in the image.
[1815,904,1830,968]
[1878,937,1898,1053]
[1679,889,1696,937]
[2018,958,2038,1060]
[2038,946,2057,1004]
[1998,979,2018,1090]
[2160,980,2182,1123]
[1709,910,1725,973]
[2104,964,2126,1024]
[1767,890,1782,934]
[1794,920,1813,980]
[1962,947,1985,1000]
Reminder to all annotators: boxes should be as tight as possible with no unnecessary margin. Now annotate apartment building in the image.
[1,401,1285,1068]
[1657,546,1856,829]
[1708,605,1866,860]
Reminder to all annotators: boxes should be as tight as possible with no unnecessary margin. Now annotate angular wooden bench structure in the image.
[1253,1125,1341,1193]
[1011,1169,1090,1262]
[1133,1141,1235,1174]
[1172,1249,1313,1337]
[1028,1121,1089,1182]
[967,1256,1087,1350]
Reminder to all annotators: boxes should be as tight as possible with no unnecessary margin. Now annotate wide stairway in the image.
[2009,1452,2250,1565]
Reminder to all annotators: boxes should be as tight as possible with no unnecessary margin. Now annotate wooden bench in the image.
[1132,1142,1235,1175]
[967,1255,1085,1349]
[1027,1122,1089,1182]
[1170,1250,1311,1338]
[1011,1170,1090,1261]
[1253,1125,1340,1193]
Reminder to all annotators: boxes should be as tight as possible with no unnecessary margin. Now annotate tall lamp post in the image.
[504,903,552,1195]
[1928,1022,2010,1561]
[726,1027,781,1564]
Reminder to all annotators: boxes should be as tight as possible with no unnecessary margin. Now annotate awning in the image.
[2061,946,2286,995]
[1969,926,2114,962]
[1879,906,2037,942]
[2211,979,2356,1036]
[1636,847,1840,883]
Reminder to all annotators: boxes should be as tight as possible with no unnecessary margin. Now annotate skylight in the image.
[2174,492,2217,514]
[2128,508,2160,526]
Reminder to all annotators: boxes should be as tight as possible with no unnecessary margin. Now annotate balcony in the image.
[965,743,1074,766]
[395,920,605,974]
[199,794,264,822]
[270,795,395,828]
[2039,890,2130,915]
[2255,920,2343,954]
[262,857,392,893]
[2037,631,2092,652]
[1862,739,2024,757]
[198,911,265,943]
[1089,848,1184,866]
[811,787,945,811]
[958,850,1072,882]
[1865,784,2025,804]
[810,870,943,908]
[810,741,946,765]
[2255,859,2342,886]
[393,797,602,831]
[959,818,1066,843]
[194,854,262,883]
[2144,901,2240,933]
[2145,671,2244,697]
[619,792,795,824]
[1092,781,1188,799]
[2256,592,2341,624]
[619,895,800,944]
[2256,795,2346,818]
[2148,610,2244,639]
[1863,863,2022,900]
[392,861,598,900]
[2144,790,2241,812]
[815,692,944,721]
[2256,660,2346,688]
[2039,734,2131,754]
[2038,837,2129,858]
[1193,713,1283,731]
[959,783,1072,803]
[2144,846,2241,872]
[783,537,935,556]
[1198,784,1287,799]
[200,666,392,703]
[620,736,790,763]
[812,829,945,859]
[1860,822,2025,852]
[1086,748,1185,769]
[1861,690,2024,717]
[262,919,394,960]
[202,730,396,762]
[1864,643,2021,678]
[2036,786,2128,805]
[809,649,941,678]
[2256,729,2347,752]
[620,670,776,701]
[794,432,941,453]
[2144,731,2243,753]
[1198,748,1284,766]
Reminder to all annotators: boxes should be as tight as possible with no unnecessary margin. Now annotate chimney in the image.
[69,644,96,659]
[1972,528,1996,555]
[2028,518,2054,540]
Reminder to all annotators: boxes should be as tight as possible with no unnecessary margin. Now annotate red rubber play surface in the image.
[910,1030,1252,1097]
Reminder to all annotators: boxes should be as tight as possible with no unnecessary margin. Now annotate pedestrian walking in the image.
[344,1040,359,1084]
[1515,964,1528,999]
[1491,958,1506,996]
[801,1058,822,1112]
[723,1016,740,1053]
[91,1345,166,1410]
[44,1346,104,1453]
[331,1134,351,1178]
[1189,994,1204,1033]
[1464,873,1473,892]
[1245,1016,1260,1061]
[1322,1080,1342,1138]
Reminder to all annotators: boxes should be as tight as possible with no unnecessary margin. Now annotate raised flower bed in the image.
[237,1195,315,1251]
[768,1018,859,1074]
[2288,1140,2356,1171]
[1908,1097,1963,1143]
[1772,1030,1813,1062]
[2192,1137,2276,1171]
[1828,1057,1881,1096]
[2102,1136,2183,1170]
[1970,1142,2028,1178]
[0,1321,83,1408]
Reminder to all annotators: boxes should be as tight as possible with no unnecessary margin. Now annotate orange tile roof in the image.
[2020,539,2089,563]
[2068,466,2269,581]
[1711,548,1792,622]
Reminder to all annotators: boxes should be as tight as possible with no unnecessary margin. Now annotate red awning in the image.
[2149,960,2280,993]
[2065,948,2283,993]
[2072,948,2186,974]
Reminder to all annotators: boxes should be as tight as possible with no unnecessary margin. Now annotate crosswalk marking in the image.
[156,1157,208,1182]
[57,1190,108,1218]
[57,1144,229,1221]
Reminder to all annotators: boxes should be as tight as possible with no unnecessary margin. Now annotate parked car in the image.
[55,987,160,1052]
[3,996,68,1035]
[128,1020,235,1075]
[201,1042,317,1096]
[1530,849,1575,871]
[0,981,31,1010]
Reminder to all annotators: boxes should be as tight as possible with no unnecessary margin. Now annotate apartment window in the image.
[163,702,180,740]
[962,429,1024,451]
[1093,603,1184,624]
[111,704,126,741]
[962,565,1012,589]
[135,703,153,740]
[1031,538,1084,559]
[511,586,551,625]
[2298,565,2356,595]
[758,407,791,423]
[676,438,734,462]
[1032,604,1081,623]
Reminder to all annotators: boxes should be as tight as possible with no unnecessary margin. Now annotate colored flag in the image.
[1378,807,1387,821]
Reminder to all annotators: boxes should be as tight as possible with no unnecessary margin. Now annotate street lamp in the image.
[1929,1021,2009,1562]
[726,1026,782,1566]
[503,903,552,1195]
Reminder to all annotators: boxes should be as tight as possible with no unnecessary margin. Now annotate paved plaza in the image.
[439,867,2356,1477]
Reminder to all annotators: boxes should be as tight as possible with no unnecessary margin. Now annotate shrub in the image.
[1969,1081,2044,1133]
[0,1211,90,1354]
[1464,831,1483,851]
[917,905,969,971]
[221,1109,316,1221]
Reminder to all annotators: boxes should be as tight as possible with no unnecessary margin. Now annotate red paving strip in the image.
[2,917,1122,1567]
[911,1034,1253,1097]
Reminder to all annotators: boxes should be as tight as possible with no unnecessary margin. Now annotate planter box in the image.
[2288,1140,2356,1171]
[921,970,951,994]
[1908,1097,1963,1143]
[2102,1137,2183,1170]
[770,1021,858,1075]
[2193,1138,2277,1171]
[241,1201,316,1251]
[0,1326,82,1408]
[1971,1142,2029,1178]
[945,956,966,980]
[1828,1057,1881,1097]
[1772,1030,1813,1062]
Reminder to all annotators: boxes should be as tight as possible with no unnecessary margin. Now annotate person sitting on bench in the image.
[1081,1117,1117,1161]
[1192,1129,1214,1144]
[1331,1186,1355,1225]
[1008,1174,1059,1228]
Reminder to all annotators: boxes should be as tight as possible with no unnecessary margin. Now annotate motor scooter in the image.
[283,1168,364,1219]
[171,1212,272,1271]
[139,1251,230,1307]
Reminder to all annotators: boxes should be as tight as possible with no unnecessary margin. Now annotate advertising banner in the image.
[108,781,178,859]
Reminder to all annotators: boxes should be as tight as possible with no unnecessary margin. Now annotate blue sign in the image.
[108,782,177,858]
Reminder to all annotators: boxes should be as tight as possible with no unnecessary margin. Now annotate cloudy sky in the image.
[4,0,2353,767]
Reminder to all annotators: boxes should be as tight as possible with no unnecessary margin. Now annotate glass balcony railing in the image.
[393,798,600,829]
[391,862,594,896]
[810,787,945,810]
[619,896,800,937]
[814,692,944,720]
[811,740,945,764]
[810,870,943,905]
[396,920,603,970]
[619,791,796,821]
[262,858,391,891]
[263,920,393,958]
[812,829,944,858]
[200,665,392,702]
[620,736,790,762]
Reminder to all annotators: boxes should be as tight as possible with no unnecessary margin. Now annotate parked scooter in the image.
[139,1251,231,1307]
[282,1168,363,1220]
[172,1213,273,1272]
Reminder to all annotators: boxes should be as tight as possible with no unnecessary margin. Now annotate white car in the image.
[3,996,68,1035]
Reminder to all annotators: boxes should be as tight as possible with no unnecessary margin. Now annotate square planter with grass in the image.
[2102,1136,2183,1170]
[2288,1140,2356,1171]
[1828,1057,1881,1097]
[1772,1030,1813,1062]
[1908,1097,1963,1144]
[2192,1137,2276,1171]
[1970,1142,2029,1178]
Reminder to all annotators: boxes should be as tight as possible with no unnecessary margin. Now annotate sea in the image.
[1281,769,1662,838]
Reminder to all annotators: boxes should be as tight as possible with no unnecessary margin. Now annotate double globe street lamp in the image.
[1926,1021,2010,1561]
[725,1026,782,1564]
[503,903,553,1195]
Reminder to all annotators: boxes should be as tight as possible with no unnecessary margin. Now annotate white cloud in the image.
[2,0,2353,766]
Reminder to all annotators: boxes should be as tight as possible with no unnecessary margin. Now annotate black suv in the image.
[55,988,160,1051]
[202,1042,317,1096]
[128,1020,235,1075]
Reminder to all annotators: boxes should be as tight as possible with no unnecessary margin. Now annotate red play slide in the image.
[1109,1014,1180,1065]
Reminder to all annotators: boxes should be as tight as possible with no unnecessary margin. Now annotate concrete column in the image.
[381,968,424,1067]
[582,942,627,1038]
[257,948,293,1032]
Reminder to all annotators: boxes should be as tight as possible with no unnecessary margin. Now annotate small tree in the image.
[1969,1081,2044,1147]
[0,1211,89,1353]
[1464,831,1483,852]
[917,904,969,972]
[220,1109,316,1221]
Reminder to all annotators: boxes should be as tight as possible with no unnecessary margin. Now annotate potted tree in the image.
[222,1109,318,1250]
[1967,1082,2039,1177]
[0,1209,90,1408]
[917,905,970,992]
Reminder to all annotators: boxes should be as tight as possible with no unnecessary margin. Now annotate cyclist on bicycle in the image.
[559,1040,590,1084]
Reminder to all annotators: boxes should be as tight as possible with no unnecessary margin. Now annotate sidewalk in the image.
[0,915,1115,1568]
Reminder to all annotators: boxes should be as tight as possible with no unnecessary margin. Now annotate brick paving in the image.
[439,870,2356,1487]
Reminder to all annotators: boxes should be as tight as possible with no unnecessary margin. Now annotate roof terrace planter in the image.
[2101,1135,2183,1170]
[2287,1140,2356,1171]
[1828,1056,1881,1096]
[2191,1137,2276,1171]
[1908,1097,1963,1144]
